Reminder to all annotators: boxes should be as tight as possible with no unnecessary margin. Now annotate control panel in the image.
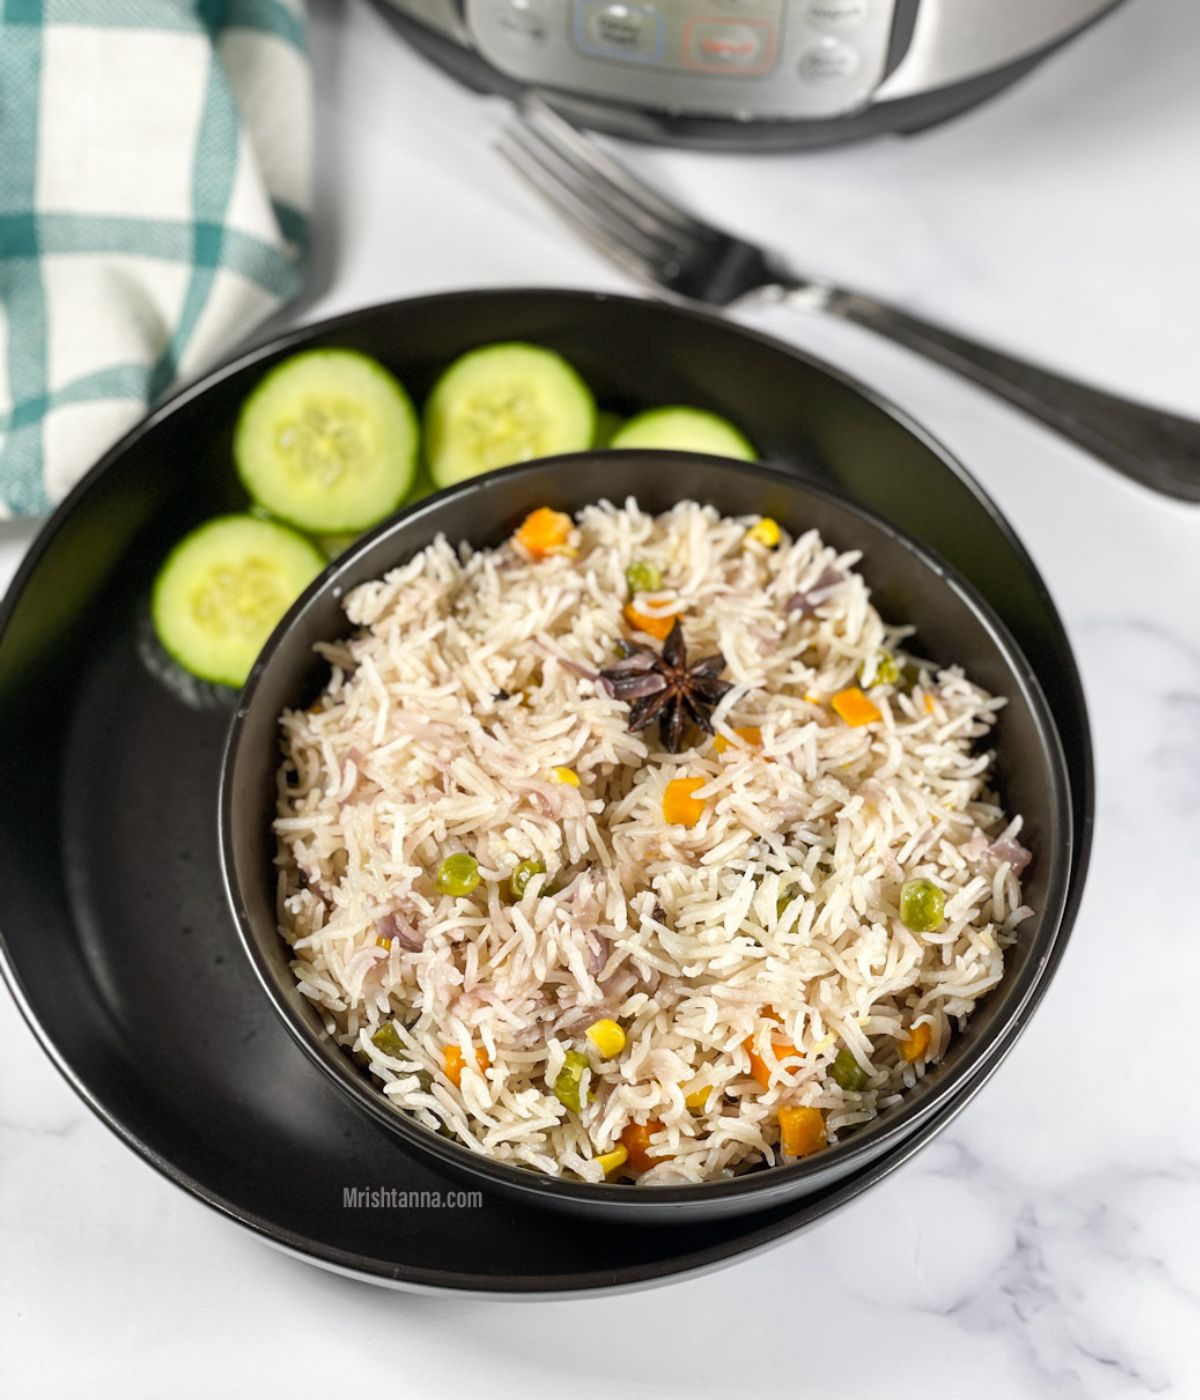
[464,0,900,119]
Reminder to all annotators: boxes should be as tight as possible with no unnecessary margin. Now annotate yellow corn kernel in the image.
[552,765,581,787]
[376,936,393,950]
[594,1144,628,1176]
[684,1082,712,1112]
[585,1018,626,1058]
[747,517,782,548]
[923,693,936,715]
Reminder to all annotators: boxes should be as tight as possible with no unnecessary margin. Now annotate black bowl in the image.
[221,449,1071,1223]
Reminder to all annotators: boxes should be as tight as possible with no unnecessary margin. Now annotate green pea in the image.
[831,1046,868,1092]
[625,560,663,595]
[858,650,900,687]
[436,852,480,897]
[900,877,945,932]
[371,1022,405,1057]
[509,858,546,901]
[553,1050,591,1113]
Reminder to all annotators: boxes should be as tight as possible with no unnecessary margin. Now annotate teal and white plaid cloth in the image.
[0,0,311,517]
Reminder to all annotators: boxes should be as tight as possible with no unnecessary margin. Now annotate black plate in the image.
[0,290,1093,1293]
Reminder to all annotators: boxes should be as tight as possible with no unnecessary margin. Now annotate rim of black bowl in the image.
[220,448,1072,1210]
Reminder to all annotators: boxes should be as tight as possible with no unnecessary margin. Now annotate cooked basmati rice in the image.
[274,500,1032,1184]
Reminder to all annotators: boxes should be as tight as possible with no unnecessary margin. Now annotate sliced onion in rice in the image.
[376,911,423,953]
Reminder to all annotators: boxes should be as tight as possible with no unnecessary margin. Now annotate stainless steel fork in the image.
[498,98,1200,504]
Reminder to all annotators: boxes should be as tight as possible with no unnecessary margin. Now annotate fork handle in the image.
[782,285,1200,504]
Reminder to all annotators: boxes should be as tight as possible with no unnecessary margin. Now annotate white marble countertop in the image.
[3,0,1199,1393]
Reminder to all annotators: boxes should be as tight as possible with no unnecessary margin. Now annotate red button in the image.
[700,37,757,56]
[684,18,776,74]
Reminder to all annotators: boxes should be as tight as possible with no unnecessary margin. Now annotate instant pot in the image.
[372,0,1127,149]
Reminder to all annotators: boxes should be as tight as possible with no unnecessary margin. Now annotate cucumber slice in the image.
[610,406,756,461]
[152,515,325,687]
[235,349,418,533]
[424,342,596,488]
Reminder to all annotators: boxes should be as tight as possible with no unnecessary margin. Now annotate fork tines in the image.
[497,96,708,288]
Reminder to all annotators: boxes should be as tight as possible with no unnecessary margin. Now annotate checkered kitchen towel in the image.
[0,0,311,517]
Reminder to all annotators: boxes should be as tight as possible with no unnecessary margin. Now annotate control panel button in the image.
[798,37,862,82]
[805,0,869,31]
[574,2,665,63]
[684,18,776,75]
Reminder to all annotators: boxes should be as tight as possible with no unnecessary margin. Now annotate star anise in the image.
[599,619,733,753]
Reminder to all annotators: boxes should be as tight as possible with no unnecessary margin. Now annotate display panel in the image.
[465,0,900,119]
